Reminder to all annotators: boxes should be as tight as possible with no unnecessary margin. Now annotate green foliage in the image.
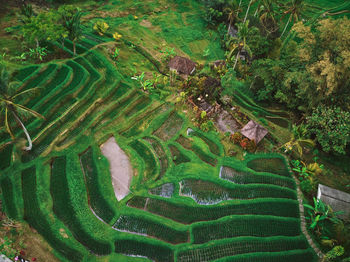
[281,124,315,157]
[291,160,310,181]
[131,72,156,91]
[18,3,35,24]
[28,46,48,62]
[250,58,285,102]
[93,20,109,36]
[250,17,350,114]
[325,246,345,261]
[205,8,224,25]
[304,198,343,235]
[0,65,44,150]
[21,10,67,48]
[226,20,254,69]
[0,235,17,258]
[112,47,120,60]
[160,47,176,62]
[307,105,350,155]
[300,179,313,194]
[220,68,245,99]
[59,5,83,55]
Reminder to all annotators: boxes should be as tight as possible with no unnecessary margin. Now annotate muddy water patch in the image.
[100,137,133,201]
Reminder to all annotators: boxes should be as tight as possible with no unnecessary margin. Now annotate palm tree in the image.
[243,0,258,23]
[280,124,315,156]
[224,0,242,34]
[61,8,82,56]
[256,0,280,34]
[226,20,253,70]
[0,66,44,151]
[280,0,307,37]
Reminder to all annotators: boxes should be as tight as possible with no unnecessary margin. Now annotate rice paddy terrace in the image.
[0,47,317,261]
[0,0,335,261]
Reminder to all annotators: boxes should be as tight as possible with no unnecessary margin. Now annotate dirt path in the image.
[100,137,133,201]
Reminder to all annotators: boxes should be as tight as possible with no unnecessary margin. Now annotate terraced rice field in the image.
[0,3,319,261]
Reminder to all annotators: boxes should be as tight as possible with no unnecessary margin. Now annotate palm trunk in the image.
[73,41,76,56]
[12,111,32,151]
[281,14,292,38]
[35,38,39,48]
[237,0,242,13]
[254,0,261,16]
[233,50,241,70]
[227,23,231,35]
[244,0,253,23]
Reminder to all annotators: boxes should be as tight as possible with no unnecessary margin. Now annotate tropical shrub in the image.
[324,246,345,261]
[304,198,343,236]
[93,20,109,36]
[307,105,350,155]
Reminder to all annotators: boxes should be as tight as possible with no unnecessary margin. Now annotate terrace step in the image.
[127,196,300,224]
[143,136,169,180]
[177,236,311,262]
[80,147,117,224]
[50,155,113,255]
[113,214,189,244]
[21,165,85,262]
[191,215,301,244]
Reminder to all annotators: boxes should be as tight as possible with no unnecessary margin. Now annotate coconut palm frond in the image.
[11,87,42,100]
[4,107,15,139]
[12,103,44,120]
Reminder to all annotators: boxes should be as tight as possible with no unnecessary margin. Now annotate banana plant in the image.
[304,197,343,235]
[281,124,315,157]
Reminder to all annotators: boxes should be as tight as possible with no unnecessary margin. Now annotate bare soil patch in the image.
[100,137,133,201]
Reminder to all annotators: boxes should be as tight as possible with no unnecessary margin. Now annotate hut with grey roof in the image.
[168,56,196,76]
[317,184,350,220]
[240,120,268,144]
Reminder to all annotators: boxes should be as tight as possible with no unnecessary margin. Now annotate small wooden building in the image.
[240,120,268,144]
[317,184,350,220]
[168,56,196,76]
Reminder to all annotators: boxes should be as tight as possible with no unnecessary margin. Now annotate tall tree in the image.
[243,0,258,23]
[21,10,66,49]
[0,66,44,151]
[256,0,279,35]
[227,20,253,70]
[224,0,242,34]
[59,5,83,56]
[280,0,307,37]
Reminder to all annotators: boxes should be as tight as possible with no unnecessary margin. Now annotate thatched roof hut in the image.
[241,120,268,144]
[168,56,196,75]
